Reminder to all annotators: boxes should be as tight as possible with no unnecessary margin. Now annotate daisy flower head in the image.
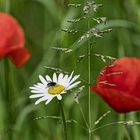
[29,72,81,105]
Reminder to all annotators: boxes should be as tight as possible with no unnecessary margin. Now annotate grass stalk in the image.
[77,102,89,129]
[85,0,92,139]
[87,13,92,140]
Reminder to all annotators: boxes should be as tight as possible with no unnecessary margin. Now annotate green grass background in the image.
[0,0,140,140]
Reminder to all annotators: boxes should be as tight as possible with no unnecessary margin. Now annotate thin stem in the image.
[88,47,91,140]
[66,119,88,131]
[124,114,132,140]
[58,100,67,140]
[77,102,89,129]
[91,121,127,133]
[87,8,92,140]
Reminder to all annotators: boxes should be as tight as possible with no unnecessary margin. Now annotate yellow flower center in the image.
[48,84,65,95]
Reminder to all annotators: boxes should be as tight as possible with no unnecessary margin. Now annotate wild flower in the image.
[0,13,30,67]
[29,72,81,105]
[91,57,140,113]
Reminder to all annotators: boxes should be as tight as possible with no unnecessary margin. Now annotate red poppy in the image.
[0,13,30,67]
[91,57,140,113]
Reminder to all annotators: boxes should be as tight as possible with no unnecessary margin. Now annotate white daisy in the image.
[29,72,81,105]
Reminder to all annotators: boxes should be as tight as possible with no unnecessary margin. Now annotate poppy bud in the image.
[91,57,140,113]
[0,13,30,67]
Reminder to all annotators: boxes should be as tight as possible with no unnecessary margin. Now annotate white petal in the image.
[69,75,80,85]
[56,95,62,100]
[37,83,45,88]
[45,98,53,105]
[39,75,47,86]
[31,90,44,93]
[29,94,45,98]
[67,71,74,83]
[67,81,81,90]
[35,96,48,105]
[33,84,45,90]
[53,73,57,83]
[58,73,63,84]
[46,75,52,82]
[61,75,68,85]
[61,91,66,94]
[64,72,74,87]
[29,86,42,91]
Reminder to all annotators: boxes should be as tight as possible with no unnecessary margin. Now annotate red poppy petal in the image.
[0,13,25,57]
[8,47,30,68]
[91,86,140,113]
[97,57,140,98]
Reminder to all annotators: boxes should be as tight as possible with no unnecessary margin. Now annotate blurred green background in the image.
[0,0,140,140]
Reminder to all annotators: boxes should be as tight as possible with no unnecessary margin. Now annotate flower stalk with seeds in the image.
[77,28,111,44]
[94,110,111,126]
[74,85,85,103]
[60,1,111,139]
[51,47,72,53]
[68,3,81,8]
[77,54,86,63]
[67,17,86,24]
[44,66,69,74]
[61,29,78,35]
[95,53,116,62]
[92,17,107,24]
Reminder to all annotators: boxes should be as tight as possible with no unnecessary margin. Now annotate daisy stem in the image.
[124,114,132,140]
[58,100,67,140]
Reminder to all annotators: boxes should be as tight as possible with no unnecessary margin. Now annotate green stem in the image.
[124,114,132,140]
[77,102,89,129]
[58,100,67,140]
[117,114,125,140]
[87,9,91,140]
[130,112,140,140]
[4,59,13,140]
[88,34,91,140]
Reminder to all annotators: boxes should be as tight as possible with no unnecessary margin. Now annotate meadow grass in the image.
[0,0,140,140]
